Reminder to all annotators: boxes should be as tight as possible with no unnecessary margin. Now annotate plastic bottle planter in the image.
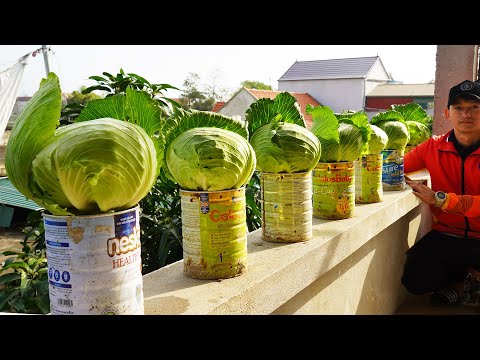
[260,172,313,243]
[381,149,406,191]
[312,161,355,220]
[180,187,247,280]
[44,206,144,315]
[354,154,383,204]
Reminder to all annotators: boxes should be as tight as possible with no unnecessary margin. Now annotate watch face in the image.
[437,192,446,200]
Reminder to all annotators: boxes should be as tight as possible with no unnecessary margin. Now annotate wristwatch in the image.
[434,191,447,208]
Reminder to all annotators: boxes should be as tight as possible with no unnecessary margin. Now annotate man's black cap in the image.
[447,80,480,107]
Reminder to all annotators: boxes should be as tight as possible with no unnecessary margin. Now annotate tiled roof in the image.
[278,56,380,81]
[211,101,225,112]
[367,83,434,97]
[246,89,320,128]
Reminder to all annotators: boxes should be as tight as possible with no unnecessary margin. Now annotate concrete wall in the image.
[142,171,432,315]
[218,88,255,121]
[433,45,479,135]
[278,78,365,113]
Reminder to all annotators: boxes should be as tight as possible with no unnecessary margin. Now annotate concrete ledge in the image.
[143,174,431,315]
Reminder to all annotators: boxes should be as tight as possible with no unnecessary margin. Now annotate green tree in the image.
[67,87,102,105]
[178,72,230,111]
[241,80,272,90]
[178,73,212,110]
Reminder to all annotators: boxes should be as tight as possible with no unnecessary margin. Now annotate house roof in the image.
[367,83,435,97]
[278,56,381,81]
[211,101,226,112]
[0,178,43,211]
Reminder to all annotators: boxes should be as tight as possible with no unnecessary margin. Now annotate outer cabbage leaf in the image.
[245,92,307,136]
[5,72,61,203]
[250,122,321,173]
[391,103,431,125]
[166,127,256,191]
[307,105,340,143]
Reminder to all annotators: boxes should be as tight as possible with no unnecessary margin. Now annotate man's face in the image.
[445,98,480,135]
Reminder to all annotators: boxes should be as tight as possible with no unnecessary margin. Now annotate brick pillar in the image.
[433,45,479,135]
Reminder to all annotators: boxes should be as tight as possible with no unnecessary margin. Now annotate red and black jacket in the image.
[405,130,480,239]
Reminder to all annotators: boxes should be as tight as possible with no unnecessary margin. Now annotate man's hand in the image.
[404,175,436,206]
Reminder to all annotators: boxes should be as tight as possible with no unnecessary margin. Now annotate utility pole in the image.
[41,45,50,75]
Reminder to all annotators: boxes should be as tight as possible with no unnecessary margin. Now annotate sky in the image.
[0,45,438,100]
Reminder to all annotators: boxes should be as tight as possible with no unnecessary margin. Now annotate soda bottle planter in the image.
[43,205,144,315]
[354,154,383,204]
[260,172,313,243]
[180,187,248,280]
[312,161,355,220]
[381,149,406,191]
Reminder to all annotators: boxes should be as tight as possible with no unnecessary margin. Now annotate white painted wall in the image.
[278,78,365,113]
[218,88,255,121]
[367,59,390,80]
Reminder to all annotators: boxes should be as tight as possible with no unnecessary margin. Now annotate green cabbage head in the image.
[166,127,256,191]
[365,124,388,155]
[5,73,159,216]
[375,120,410,150]
[249,122,321,173]
[406,120,431,146]
[320,122,366,162]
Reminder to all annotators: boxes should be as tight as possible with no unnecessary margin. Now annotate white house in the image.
[277,56,392,113]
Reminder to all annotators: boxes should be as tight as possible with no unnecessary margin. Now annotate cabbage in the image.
[245,92,321,173]
[5,72,160,215]
[249,122,321,173]
[391,103,432,146]
[371,110,410,150]
[163,108,256,191]
[366,124,388,155]
[166,127,255,191]
[405,120,431,146]
[308,105,369,162]
[374,120,410,150]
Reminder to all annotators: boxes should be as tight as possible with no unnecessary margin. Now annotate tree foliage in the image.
[178,72,230,111]
[241,80,272,90]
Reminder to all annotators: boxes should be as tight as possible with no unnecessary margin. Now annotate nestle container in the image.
[260,172,313,243]
[312,161,355,220]
[381,149,406,191]
[180,187,247,280]
[44,206,144,315]
[354,154,383,204]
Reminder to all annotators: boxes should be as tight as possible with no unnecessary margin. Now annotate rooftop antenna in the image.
[41,45,51,75]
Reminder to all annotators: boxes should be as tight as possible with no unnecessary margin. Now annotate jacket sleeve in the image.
[404,143,427,174]
[442,193,480,218]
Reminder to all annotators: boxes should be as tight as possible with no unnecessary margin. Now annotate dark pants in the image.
[401,230,480,295]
